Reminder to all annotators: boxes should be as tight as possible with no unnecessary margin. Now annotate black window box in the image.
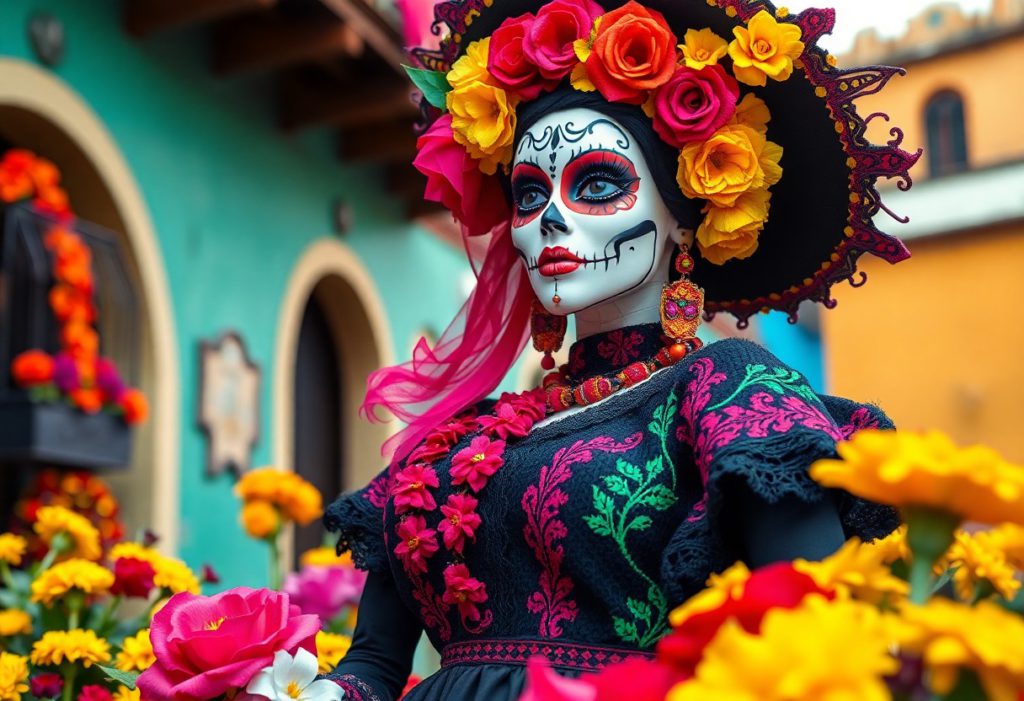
[0,398,132,469]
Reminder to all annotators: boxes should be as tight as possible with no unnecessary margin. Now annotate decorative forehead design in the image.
[515,112,634,178]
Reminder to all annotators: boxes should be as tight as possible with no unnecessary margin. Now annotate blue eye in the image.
[577,178,623,201]
[516,187,548,212]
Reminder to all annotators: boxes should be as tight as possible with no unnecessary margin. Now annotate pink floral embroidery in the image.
[364,472,390,510]
[428,415,479,445]
[522,433,644,638]
[393,515,439,574]
[391,464,440,514]
[596,329,644,366]
[478,402,538,439]
[409,576,451,641]
[407,435,452,464]
[442,564,491,630]
[839,406,881,439]
[438,493,482,552]
[451,436,506,491]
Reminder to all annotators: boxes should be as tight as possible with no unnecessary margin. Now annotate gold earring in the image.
[660,245,704,360]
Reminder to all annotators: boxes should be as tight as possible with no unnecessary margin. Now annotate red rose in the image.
[110,556,156,598]
[522,0,604,81]
[413,114,510,237]
[651,64,740,148]
[586,0,677,104]
[77,686,112,701]
[487,13,553,100]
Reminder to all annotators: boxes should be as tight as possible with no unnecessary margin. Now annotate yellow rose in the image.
[446,38,492,91]
[447,81,518,175]
[241,500,280,540]
[677,123,782,208]
[696,188,770,265]
[679,28,728,70]
[731,93,771,134]
[728,10,805,87]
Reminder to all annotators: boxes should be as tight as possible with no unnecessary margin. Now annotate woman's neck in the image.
[574,276,665,341]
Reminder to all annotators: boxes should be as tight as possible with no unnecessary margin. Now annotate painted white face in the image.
[510,107,680,315]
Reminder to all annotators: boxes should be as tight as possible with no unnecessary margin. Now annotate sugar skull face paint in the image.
[510,108,680,315]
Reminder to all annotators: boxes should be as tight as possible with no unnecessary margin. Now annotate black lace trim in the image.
[323,672,382,701]
[323,491,388,573]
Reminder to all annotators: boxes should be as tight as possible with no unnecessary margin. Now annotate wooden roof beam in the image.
[213,14,363,76]
[279,73,417,131]
[124,0,277,38]
[316,0,407,71]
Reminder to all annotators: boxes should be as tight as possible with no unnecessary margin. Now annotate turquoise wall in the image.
[1,1,470,587]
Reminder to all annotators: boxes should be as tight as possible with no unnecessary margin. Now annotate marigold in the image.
[810,429,1024,527]
[115,628,155,672]
[109,543,200,595]
[936,529,1021,602]
[0,534,27,566]
[241,500,280,539]
[301,547,353,569]
[30,629,111,668]
[668,561,750,628]
[679,28,728,70]
[899,598,1024,701]
[30,558,114,605]
[316,631,352,674]
[0,652,29,701]
[795,537,909,605]
[236,468,323,526]
[112,686,140,701]
[33,505,102,560]
[676,123,782,208]
[11,350,54,387]
[982,522,1024,570]
[865,524,910,565]
[669,595,898,701]
[0,609,32,637]
[727,10,805,87]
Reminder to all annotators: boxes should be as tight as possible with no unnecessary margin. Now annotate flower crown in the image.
[409,0,805,265]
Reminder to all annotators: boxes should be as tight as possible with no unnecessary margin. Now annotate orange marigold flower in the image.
[12,350,55,387]
[121,389,149,425]
[62,323,99,359]
[50,285,95,324]
[241,500,280,539]
[71,388,104,414]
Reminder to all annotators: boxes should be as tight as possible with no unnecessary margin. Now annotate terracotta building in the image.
[824,0,1024,459]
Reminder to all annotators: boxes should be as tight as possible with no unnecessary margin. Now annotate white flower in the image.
[245,648,344,701]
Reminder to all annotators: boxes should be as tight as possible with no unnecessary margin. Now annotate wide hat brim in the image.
[414,0,921,324]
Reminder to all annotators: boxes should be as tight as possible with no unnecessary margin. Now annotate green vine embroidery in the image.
[707,363,820,412]
[583,391,679,648]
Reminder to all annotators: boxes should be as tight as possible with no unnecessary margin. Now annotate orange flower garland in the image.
[0,149,147,424]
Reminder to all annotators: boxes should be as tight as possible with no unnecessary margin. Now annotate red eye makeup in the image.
[559,150,640,216]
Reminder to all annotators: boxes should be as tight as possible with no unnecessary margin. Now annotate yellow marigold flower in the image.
[301,547,353,568]
[113,686,140,701]
[0,652,29,701]
[727,10,805,87]
[316,631,352,674]
[109,543,199,595]
[730,93,771,134]
[0,534,27,566]
[0,609,32,637]
[33,506,101,560]
[30,629,111,668]
[865,524,910,565]
[235,467,281,502]
[115,628,155,672]
[899,598,1024,701]
[448,81,518,176]
[669,562,750,628]
[936,529,1021,602]
[30,558,114,605]
[670,595,897,701]
[810,429,1024,527]
[676,123,782,208]
[242,500,280,539]
[679,28,729,70]
[985,523,1024,570]
[278,476,324,526]
[795,537,909,605]
[696,188,770,265]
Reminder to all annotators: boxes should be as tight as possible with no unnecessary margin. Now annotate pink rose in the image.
[523,0,604,81]
[137,587,319,701]
[283,564,367,621]
[488,13,553,100]
[650,64,739,148]
[413,115,510,237]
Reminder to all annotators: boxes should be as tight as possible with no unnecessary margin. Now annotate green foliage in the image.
[97,665,139,690]
[402,66,451,109]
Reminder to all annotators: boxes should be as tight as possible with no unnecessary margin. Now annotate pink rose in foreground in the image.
[413,114,510,237]
[283,564,367,622]
[137,587,319,701]
[520,657,596,701]
[523,0,603,81]
[650,64,739,148]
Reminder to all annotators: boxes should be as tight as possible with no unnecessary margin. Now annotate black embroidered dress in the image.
[324,326,897,701]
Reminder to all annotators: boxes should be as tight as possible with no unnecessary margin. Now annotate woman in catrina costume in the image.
[322,0,920,699]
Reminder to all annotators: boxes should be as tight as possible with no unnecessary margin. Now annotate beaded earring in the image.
[530,299,567,371]
[660,245,704,361]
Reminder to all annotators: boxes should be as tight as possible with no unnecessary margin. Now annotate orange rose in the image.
[121,389,149,425]
[583,0,677,104]
[71,388,104,414]
[676,123,783,207]
[12,350,55,386]
[696,188,771,265]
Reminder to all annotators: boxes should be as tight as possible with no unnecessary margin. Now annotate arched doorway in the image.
[0,59,179,548]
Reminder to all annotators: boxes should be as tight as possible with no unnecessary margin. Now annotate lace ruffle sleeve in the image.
[323,469,391,573]
[660,338,899,605]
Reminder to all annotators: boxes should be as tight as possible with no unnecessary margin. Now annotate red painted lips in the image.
[538,247,583,277]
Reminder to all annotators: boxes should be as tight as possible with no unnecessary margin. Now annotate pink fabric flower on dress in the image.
[520,657,597,701]
[522,0,604,81]
[393,515,439,575]
[428,415,479,446]
[413,114,510,237]
[450,436,506,491]
[438,494,482,552]
[497,388,548,422]
[406,434,451,464]
[283,564,367,622]
[488,13,555,100]
[391,464,440,514]
[650,64,739,148]
[137,587,319,701]
[441,564,489,622]
[478,402,537,440]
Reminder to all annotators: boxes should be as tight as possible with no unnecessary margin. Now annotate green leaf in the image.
[592,485,615,516]
[644,457,664,479]
[641,485,676,511]
[603,475,631,496]
[403,65,451,109]
[615,459,642,483]
[583,514,612,537]
[627,515,652,532]
[626,597,651,624]
[97,665,139,690]
[613,616,639,643]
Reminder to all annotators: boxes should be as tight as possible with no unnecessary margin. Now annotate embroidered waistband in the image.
[440,639,654,672]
